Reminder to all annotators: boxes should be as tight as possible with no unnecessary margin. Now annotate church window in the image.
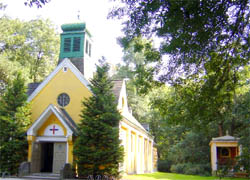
[85,40,89,54]
[57,93,70,107]
[73,37,81,52]
[63,67,68,72]
[64,38,71,52]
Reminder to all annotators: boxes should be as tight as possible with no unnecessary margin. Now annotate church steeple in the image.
[58,22,93,80]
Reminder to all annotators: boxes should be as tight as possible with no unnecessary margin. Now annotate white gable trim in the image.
[27,104,73,136]
[27,58,92,102]
[36,136,68,142]
[117,80,129,111]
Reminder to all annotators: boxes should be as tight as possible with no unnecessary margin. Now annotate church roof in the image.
[55,107,77,134]
[112,80,123,101]
[27,82,40,96]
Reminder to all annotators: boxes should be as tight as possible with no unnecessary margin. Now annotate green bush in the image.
[170,163,186,174]
[170,163,211,176]
[158,160,172,172]
[185,163,211,176]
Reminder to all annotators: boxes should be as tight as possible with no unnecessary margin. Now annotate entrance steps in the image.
[22,173,60,180]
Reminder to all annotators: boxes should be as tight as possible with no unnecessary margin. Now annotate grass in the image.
[122,172,248,180]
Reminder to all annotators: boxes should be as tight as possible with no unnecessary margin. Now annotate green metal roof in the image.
[61,23,86,32]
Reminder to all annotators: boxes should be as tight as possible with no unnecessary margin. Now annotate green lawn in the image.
[122,172,247,180]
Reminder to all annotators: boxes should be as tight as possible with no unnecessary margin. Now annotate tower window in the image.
[64,38,71,52]
[85,40,89,54]
[73,37,81,52]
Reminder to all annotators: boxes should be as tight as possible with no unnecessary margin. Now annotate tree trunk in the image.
[218,123,223,136]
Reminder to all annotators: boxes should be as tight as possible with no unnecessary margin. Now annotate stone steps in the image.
[22,173,60,180]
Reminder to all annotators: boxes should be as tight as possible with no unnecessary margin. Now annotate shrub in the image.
[170,163,211,176]
[185,163,211,176]
[158,160,172,172]
[170,163,186,174]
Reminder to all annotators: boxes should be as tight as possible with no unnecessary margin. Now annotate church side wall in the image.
[120,120,154,175]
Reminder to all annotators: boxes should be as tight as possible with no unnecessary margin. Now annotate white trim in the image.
[27,58,92,102]
[36,136,67,142]
[66,142,69,163]
[27,104,73,136]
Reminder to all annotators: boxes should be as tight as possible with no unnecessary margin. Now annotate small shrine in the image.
[209,134,240,174]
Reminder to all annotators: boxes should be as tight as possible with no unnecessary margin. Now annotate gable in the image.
[37,113,67,136]
[27,104,74,137]
[114,80,129,112]
[113,80,149,134]
[28,59,92,124]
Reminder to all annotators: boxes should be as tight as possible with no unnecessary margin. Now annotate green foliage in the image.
[115,37,161,94]
[170,163,211,176]
[157,159,172,173]
[24,0,49,8]
[112,6,250,175]
[0,16,59,83]
[216,159,235,180]
[73,61,123,178]
[0,72,31,175]
[110,0,250,81]
[233,92,250,175]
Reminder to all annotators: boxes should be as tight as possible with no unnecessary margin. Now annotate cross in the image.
[50,125,59,135]
[77,10,80,20]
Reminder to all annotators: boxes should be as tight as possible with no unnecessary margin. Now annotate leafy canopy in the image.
[0,16,59,83]
[109,0,250,81]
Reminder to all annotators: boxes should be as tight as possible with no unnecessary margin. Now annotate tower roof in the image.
[61,23,86,32]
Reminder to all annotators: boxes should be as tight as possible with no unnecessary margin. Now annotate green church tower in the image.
[58,22,93,79]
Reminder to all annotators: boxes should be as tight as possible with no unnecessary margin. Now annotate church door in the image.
[53,142,66,173]
[41,143,54,172]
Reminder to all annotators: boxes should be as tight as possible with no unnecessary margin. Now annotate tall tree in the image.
[0,16,59,83]
[73,61,123,178]
[109,0,250,82]
[0,72,31,174]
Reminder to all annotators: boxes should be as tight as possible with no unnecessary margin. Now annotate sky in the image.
[1,0,124,65]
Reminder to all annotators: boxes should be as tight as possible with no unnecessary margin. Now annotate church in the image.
[26,22,157,175]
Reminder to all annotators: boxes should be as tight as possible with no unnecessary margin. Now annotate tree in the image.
[0,72,31,175]
[233,91,250,175]
[109,0,250,82]
[73,61,123,178]
[24,0,49,8]
[0,16,59,83]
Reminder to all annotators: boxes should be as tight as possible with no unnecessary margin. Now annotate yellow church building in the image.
[26,22,157,175]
